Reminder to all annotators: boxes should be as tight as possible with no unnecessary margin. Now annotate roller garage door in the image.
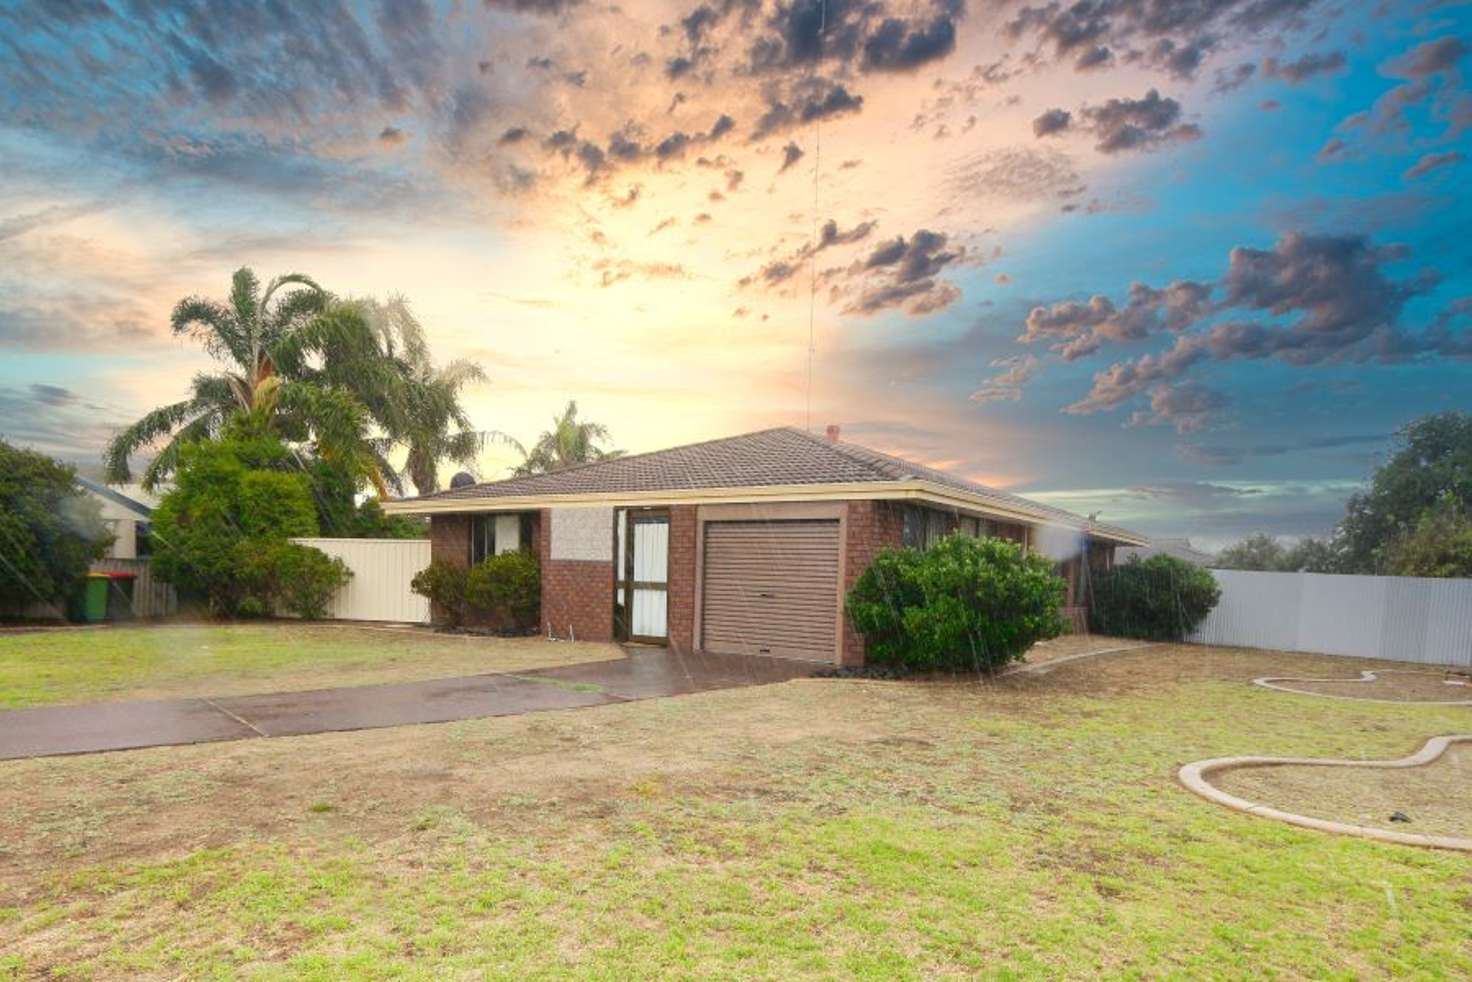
[701,519,841,662]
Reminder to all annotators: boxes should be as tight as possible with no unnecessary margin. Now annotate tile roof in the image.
[407,427,1133,536]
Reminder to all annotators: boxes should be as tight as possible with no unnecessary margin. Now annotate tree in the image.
[104,268,391,493]
[356,297,496,495]
[846,535,1068,672]
[1090,556,1221,641]
[149,424,327,615]
[0,441,112,611]
[1215,533,1288,571]
[513,400,620,476]
[1215,533,1342,573]
[1384,496,1472,578]
[1338,412,1472,573]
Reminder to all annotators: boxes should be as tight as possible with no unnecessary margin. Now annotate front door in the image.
[622,510,669,643]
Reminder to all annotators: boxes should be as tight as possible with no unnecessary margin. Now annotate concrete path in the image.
[0,648,817,760]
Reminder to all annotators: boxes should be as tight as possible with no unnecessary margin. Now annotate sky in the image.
[1,0,1469,550]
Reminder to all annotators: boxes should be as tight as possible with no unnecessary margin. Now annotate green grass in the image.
[1,645,1469,977]
[0,624,620,707]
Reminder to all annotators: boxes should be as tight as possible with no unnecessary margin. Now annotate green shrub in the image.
[236,541,352,619]
[0,440,112,611]
[1089,555,1221,641]
[845,535,1068,672]
[410,560,470,627]
[465,551,541,629]
[150,431,321,615]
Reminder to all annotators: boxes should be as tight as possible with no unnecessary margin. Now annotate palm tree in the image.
[104,268,392,492]
[514,400,621,476]
[356,297,506,495]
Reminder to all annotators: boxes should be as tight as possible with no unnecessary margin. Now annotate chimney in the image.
[825,424,841,442]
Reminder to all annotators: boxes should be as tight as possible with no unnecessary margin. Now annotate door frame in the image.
[619,507,670,645]
[693,501,848,663]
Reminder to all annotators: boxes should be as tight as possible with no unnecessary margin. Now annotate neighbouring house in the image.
[1118,537,1218,567]
[75,478,159,559]
[383,426,1147,665]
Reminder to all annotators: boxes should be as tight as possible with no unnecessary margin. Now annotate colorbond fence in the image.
[290,537,431,624]
[1189,569,1472,668]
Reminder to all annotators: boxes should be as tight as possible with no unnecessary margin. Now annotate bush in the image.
[150,431,322,615]
[410,560,470,627]
[1090,555,1220,641]
[845,535,1068,673]
[236,541,352,619]
[465,551,541,629]
[0,440,112,611]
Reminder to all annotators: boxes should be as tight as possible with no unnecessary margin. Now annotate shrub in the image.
[236,541,352,619]
[410,560,470,627]
[465,551,541,629]
[1090,555,1220,641]
[150,432,321,615]
[845,535,1068,673]
[0,440,112,611]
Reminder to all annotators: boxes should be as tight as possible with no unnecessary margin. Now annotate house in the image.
[75,478,159,560]
[382,426,1148,665]
[1118,537,1217,567]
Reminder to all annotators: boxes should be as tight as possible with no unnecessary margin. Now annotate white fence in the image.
[291,538,431,624]
[1189,569,1472,668]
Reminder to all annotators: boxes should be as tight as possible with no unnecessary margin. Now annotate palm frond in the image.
[140,412,218,490]
[103,398,213,484]
[171,296,246,367]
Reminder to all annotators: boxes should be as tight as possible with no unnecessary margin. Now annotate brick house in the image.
[383,427,1147,665]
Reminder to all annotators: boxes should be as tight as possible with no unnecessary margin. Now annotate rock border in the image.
[1179,735,1472,852]
[1253,669,1472,706]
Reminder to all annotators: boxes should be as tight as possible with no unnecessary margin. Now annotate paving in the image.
[0,647,818,761]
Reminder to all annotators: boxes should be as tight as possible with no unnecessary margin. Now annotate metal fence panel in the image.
[290,538,431,624]
[1189,569,1472,668]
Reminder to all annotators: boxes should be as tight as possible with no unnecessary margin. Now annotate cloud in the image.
[740,218,877,287]
[840,229,966,316]
[1021,281,1212,360]
[744,0,964,76]
[1004,0,1315,81]
[592,258,689,288]
[1336,35,1468,146]
[1404,150,1464,180]
[750,78,864,139]
[1126,382,1229,432]
[1178,433,1389,467]
[946,146,1083,202]
[970,353,1039,403]
[1077,89,1202,154]
[860,13,959,72]
[777,141,805,173]
[1059,231,1460,418]
[1212,62,1256,94]
[1032,108,1072,137]
[378,126,408,147]
[1263,50,1346,83]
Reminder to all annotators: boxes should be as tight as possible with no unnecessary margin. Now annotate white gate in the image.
[1189,570,1472,668]
[291,538,431,624]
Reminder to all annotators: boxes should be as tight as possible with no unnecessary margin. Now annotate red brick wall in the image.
[667,505,697,653]
[538,508,614,642]
[841,500,905,665]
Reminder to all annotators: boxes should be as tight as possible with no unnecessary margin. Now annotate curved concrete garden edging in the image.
[1179,735,1472,852]
[1253,669,1472,706]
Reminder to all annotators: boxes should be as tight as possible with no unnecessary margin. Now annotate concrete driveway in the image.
[0,647,816,760]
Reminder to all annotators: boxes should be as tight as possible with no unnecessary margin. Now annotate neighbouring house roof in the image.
[1118,537,1217,566]
[75,477,157,518]
[383,426,1148,545]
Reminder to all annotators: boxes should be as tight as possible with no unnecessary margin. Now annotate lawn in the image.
[0,624,622,708]
[0,641,1469,977]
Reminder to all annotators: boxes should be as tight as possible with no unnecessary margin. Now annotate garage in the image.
[700,519,841,662]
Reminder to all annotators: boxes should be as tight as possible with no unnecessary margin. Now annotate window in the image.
[470,513,531,565]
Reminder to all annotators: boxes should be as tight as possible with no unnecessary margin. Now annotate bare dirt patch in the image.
[1213,742,1472,839]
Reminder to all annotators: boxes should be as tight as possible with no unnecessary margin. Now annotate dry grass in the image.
[1267,670,1472,703]
[0,624,622,708]
[0,640,1469,978]
[1215,743,1472,839]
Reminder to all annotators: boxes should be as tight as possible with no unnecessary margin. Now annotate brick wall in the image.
[666,505,697,653]
[538,507,614,642]
[841,499,905,666]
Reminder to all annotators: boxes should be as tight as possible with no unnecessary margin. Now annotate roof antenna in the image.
[805,0,826,433]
